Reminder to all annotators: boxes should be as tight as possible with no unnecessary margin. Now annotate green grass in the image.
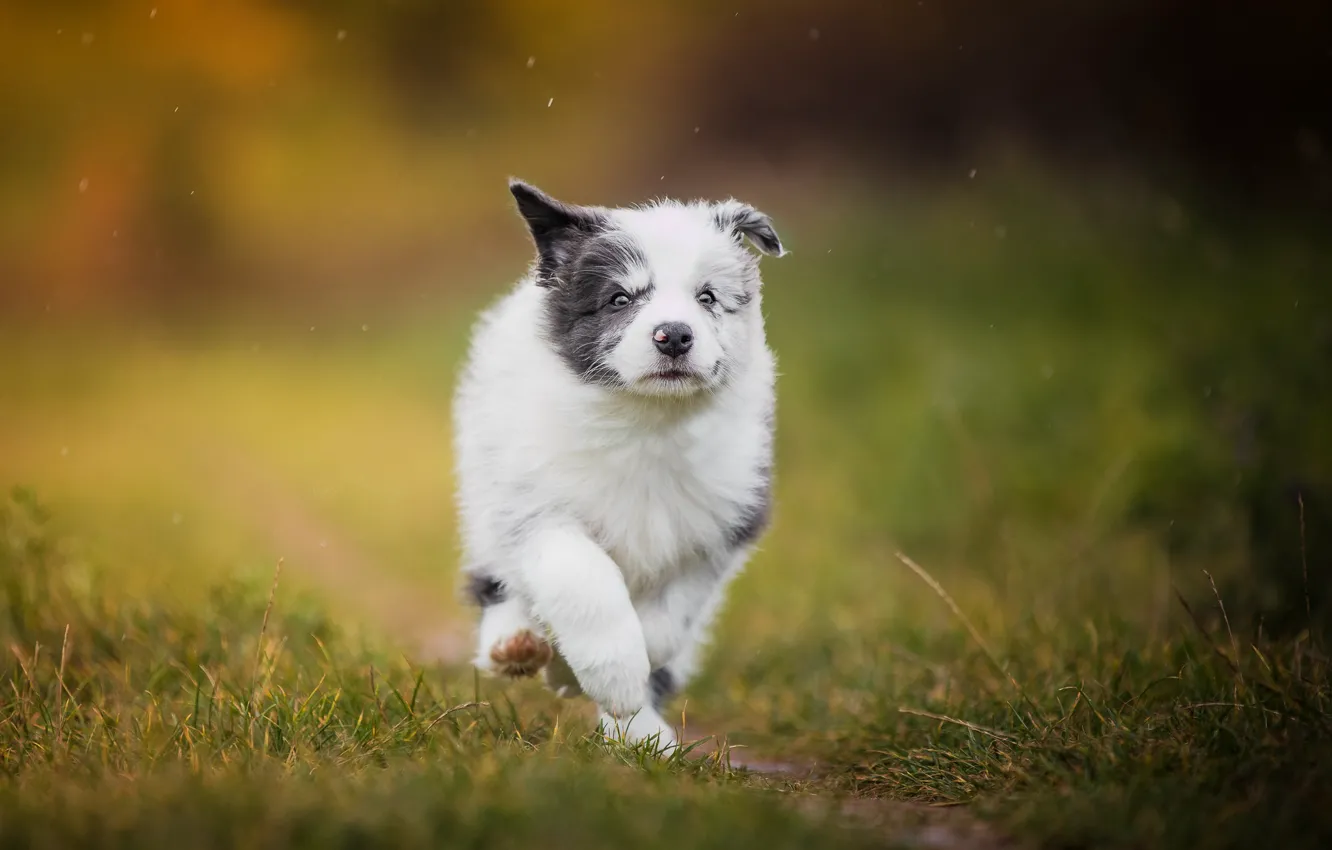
[2,173,1330,847]
[1,490,882,850]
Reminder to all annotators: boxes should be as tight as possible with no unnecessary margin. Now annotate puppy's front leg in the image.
[520,524,675,747]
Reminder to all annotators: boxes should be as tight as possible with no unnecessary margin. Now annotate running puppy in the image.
[454,179,785,749]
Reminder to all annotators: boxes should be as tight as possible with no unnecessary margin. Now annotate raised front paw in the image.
[488,629,553,678]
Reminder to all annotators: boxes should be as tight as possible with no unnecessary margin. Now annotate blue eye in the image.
[697,290,717,306]
[610,292,631,308]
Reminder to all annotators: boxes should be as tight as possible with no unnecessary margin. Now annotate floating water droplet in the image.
[361,324,369,331]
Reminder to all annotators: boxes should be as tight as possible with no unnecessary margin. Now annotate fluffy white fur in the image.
[453,181,784,750]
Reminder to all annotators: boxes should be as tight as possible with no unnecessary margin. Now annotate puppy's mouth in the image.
[647,368,698,381]
[631,359,723,393]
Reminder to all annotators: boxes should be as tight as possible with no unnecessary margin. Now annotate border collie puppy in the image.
[454,180,785,749]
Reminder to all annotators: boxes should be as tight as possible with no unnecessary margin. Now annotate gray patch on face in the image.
[465,572,505,607]
[725,464,773,550]
[540,233,651,385]
[649,667,676,710]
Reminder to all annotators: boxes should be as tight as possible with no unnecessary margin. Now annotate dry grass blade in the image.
[1203,570,1244,688]
[55,624,69,750]
[1173,586,1239,675]
[422,701,490,733]
[898,707,1018,742]
[251,558,284,708]
[893,551,1031,707]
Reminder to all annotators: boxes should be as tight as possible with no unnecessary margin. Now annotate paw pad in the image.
[489,629,553,678]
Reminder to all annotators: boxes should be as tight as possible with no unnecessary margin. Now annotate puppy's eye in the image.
[609,292,631,308]
[696,289,717,307]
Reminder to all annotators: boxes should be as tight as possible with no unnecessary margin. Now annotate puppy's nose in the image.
[652,322,694,358]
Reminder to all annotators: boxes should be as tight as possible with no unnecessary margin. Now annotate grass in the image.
[2,172,1330,847]
[2,490,875,850]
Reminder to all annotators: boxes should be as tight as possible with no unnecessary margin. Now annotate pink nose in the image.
[652,322,693,358]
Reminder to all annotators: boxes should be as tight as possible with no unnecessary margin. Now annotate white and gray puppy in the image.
[453,179,785,749]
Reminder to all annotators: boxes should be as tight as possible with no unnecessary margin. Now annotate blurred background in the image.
[2,0,1330,655]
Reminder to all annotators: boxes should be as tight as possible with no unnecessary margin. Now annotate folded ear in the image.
[509,179,606,285]
[712,200,787,257]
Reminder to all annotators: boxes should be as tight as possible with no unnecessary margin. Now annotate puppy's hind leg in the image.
[643,552,749,721]
[467,573,552,678]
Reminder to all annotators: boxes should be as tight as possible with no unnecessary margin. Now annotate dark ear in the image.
[712,200,787,257]
[509,179,605,285]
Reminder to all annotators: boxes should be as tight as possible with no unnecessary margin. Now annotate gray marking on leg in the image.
[649,667,676,710]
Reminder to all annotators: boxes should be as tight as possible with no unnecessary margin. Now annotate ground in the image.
[2,173,1330,848]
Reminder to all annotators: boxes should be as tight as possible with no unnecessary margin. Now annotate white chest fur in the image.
[453,283,774,598]
[548,399,770,597]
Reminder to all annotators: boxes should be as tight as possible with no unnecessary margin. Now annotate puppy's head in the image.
[509,179,785,398]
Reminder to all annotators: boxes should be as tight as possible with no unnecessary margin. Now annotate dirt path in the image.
[685,732,1014,849]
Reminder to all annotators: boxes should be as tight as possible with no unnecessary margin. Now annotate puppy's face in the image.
[510,180,785,398]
